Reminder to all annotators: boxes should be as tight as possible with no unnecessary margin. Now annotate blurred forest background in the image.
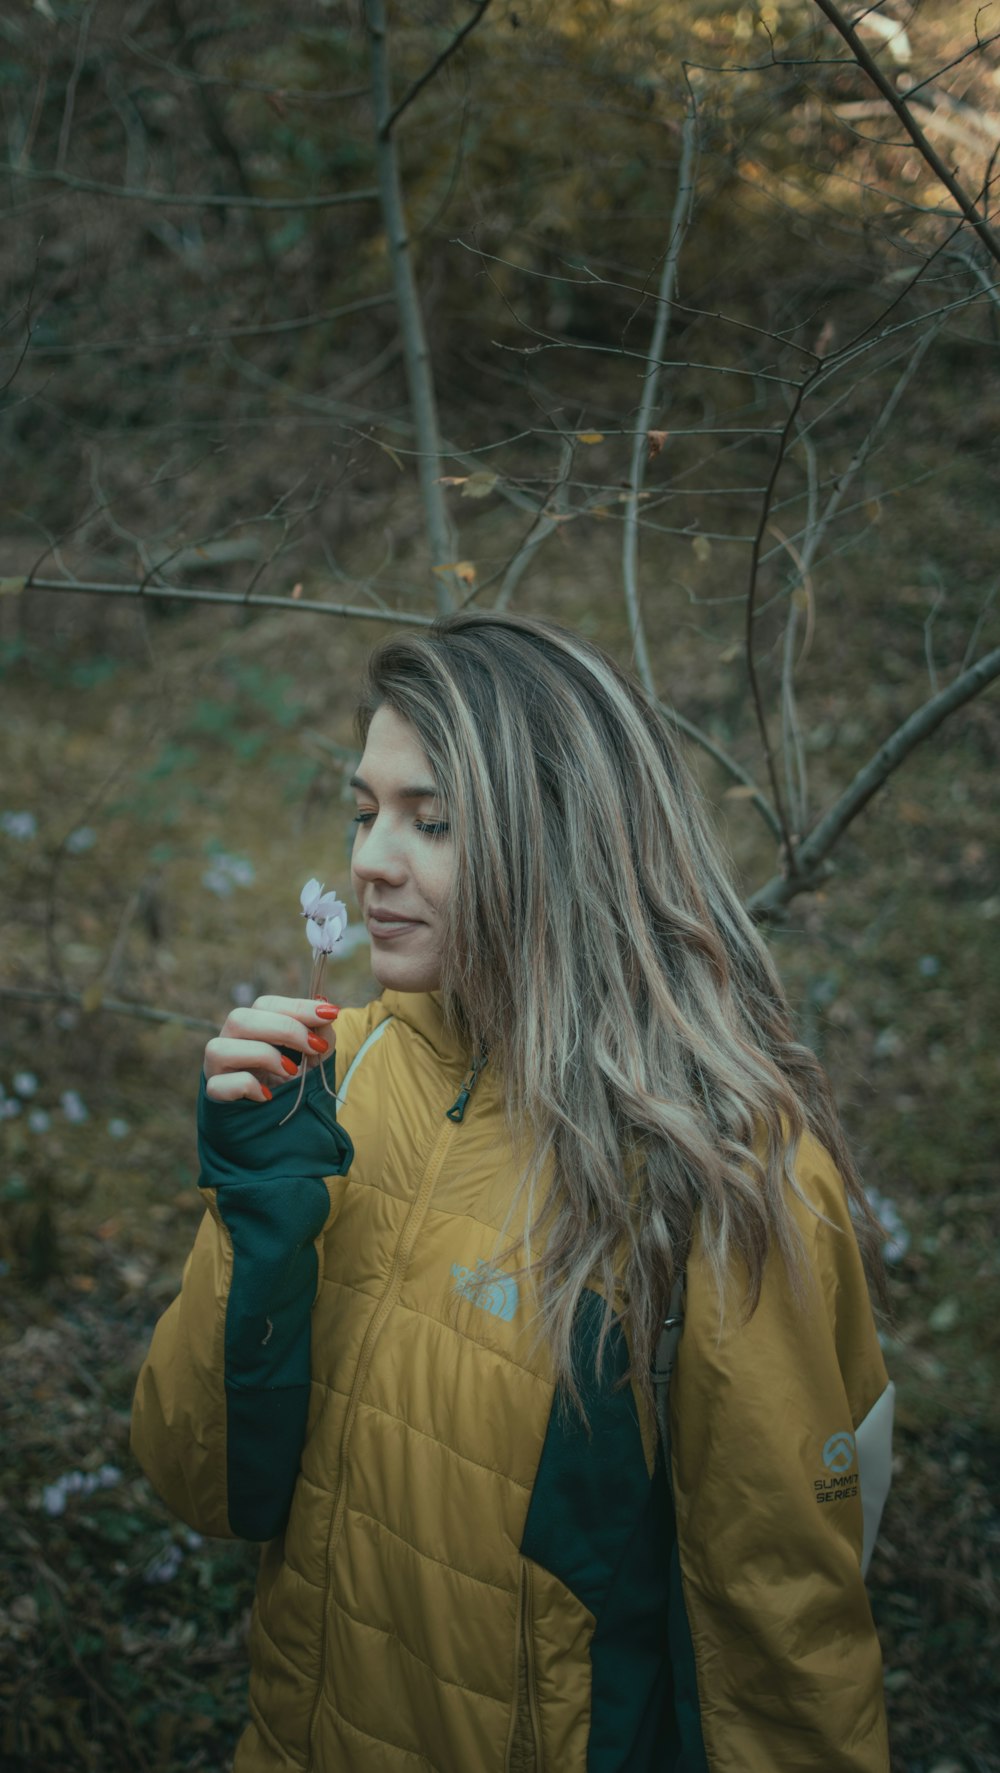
[1,0,998,1767]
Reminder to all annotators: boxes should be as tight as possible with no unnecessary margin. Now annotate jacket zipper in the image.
[305,1058,480,1769]
[505,1558,543,1771]
[446,1050,487,1123]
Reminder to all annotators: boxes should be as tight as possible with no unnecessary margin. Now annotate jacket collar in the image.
[378,990,469,1067]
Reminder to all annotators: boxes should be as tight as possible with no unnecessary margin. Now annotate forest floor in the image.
[0,534,998,1770]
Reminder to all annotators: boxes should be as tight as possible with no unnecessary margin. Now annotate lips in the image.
[367,907,421,936]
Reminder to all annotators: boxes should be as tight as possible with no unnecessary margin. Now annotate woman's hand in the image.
[203,996,338,1104]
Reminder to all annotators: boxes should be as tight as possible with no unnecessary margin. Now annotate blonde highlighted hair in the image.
[358,612,884,1406]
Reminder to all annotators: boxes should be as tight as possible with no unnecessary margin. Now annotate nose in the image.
[351,816,407,887]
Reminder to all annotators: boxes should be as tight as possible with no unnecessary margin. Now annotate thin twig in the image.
[0,985,216,1033]
[811,0,1000,267]
[1,163,379,211]
[656,705,783,842]
[382,0,492,138]
[743,380,811,869]
[748,644,1000,918]
[621,103,698,696]
[16,576,435,626]
[56,2,94,174]
[21,293,394,358]
[493,432,587,610]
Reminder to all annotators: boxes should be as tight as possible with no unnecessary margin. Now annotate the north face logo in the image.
[451,1261,519,1322]
[822,1431,856,1473]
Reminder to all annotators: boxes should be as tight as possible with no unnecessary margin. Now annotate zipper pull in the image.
[446,1052,488,1123]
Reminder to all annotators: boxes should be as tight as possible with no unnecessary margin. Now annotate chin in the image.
[368,946,442,994]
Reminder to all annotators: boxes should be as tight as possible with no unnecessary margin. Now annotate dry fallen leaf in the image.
[647,430,668,458]
[692,536,712,564]
[577,431,605,445]
[433,560,477,586]
[461,471,498,500]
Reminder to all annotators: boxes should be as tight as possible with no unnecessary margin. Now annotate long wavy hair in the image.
[357,612,885,1407]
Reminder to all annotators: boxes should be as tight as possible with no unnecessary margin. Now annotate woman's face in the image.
[350,705,455,994]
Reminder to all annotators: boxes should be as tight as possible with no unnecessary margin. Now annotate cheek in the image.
[421,849,456,913]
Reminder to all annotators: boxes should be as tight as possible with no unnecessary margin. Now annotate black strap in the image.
[652,1271,685,1492]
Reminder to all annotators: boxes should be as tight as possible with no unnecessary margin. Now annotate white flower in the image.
[203,852,256,897]
[60,1090,89,1124]
[13,1072,38,1097]
[1,811,37,841]
[300,879,348,956]
[66,827,97,855]
[28,1109,51,1134]
[107,1118,130,1140]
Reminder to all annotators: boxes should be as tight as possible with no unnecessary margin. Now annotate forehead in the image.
[354,706,437,790]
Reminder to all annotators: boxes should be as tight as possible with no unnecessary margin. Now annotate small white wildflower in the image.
[66,826,97,855]
[203,851,255,897]
[231,981,256,1007]
[13,1072,39,1098]
[143,1542,184,1585]
[279,878,349,1125]
[107,1117,130,1140]
[864,1186,911,1265]
[60,1090,89,1124]
[1,811,37,841]
[41,1480,69,1518]
[1,1098,21,1120]
[300,878,348,957]
[202,865,234,898]
[27,1108,51,1134]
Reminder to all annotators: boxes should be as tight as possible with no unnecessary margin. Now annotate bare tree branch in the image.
[18,292,395,358]
[0,985,215,1033]
[748,644,1000,919]
[1,162,379,210]
[56,1,95,174]
[382,0,492,139]
[11,576,435,626]
[121,34,370,102]
[657,704,783,843]
[621,103,697,695]
[811,0,1000,267]
[365,0,457,609]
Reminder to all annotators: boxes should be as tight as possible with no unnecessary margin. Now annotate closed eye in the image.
[351,811,450,838]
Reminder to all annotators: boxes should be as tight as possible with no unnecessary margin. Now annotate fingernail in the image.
[307,1034,329,1054]
[315,1004,339,1021]
[280,1056,299,1075]
[260,1084,273,1102]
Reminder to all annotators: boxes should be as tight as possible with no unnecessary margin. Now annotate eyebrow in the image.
[349,774,440,801]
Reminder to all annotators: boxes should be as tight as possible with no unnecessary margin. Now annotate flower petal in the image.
[300,877,323,913]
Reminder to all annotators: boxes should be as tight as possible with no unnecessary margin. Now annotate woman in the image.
[131,611,894,1773]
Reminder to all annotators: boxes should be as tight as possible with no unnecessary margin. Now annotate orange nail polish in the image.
[315,1004,339,1021]
[281,1056,299,1075]
[307,1034,329,1054]
[260,1084,273,1101]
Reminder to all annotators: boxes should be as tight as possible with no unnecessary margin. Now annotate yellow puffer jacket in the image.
[131,989,893,1773]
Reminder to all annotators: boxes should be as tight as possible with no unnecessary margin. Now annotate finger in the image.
[205,1070,274,1105]
[218,1004,338,1048]
[204,1036,317,1081]
[252,995,340,1023]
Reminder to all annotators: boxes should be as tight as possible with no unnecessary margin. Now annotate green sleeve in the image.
[131,1071,352,1541]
